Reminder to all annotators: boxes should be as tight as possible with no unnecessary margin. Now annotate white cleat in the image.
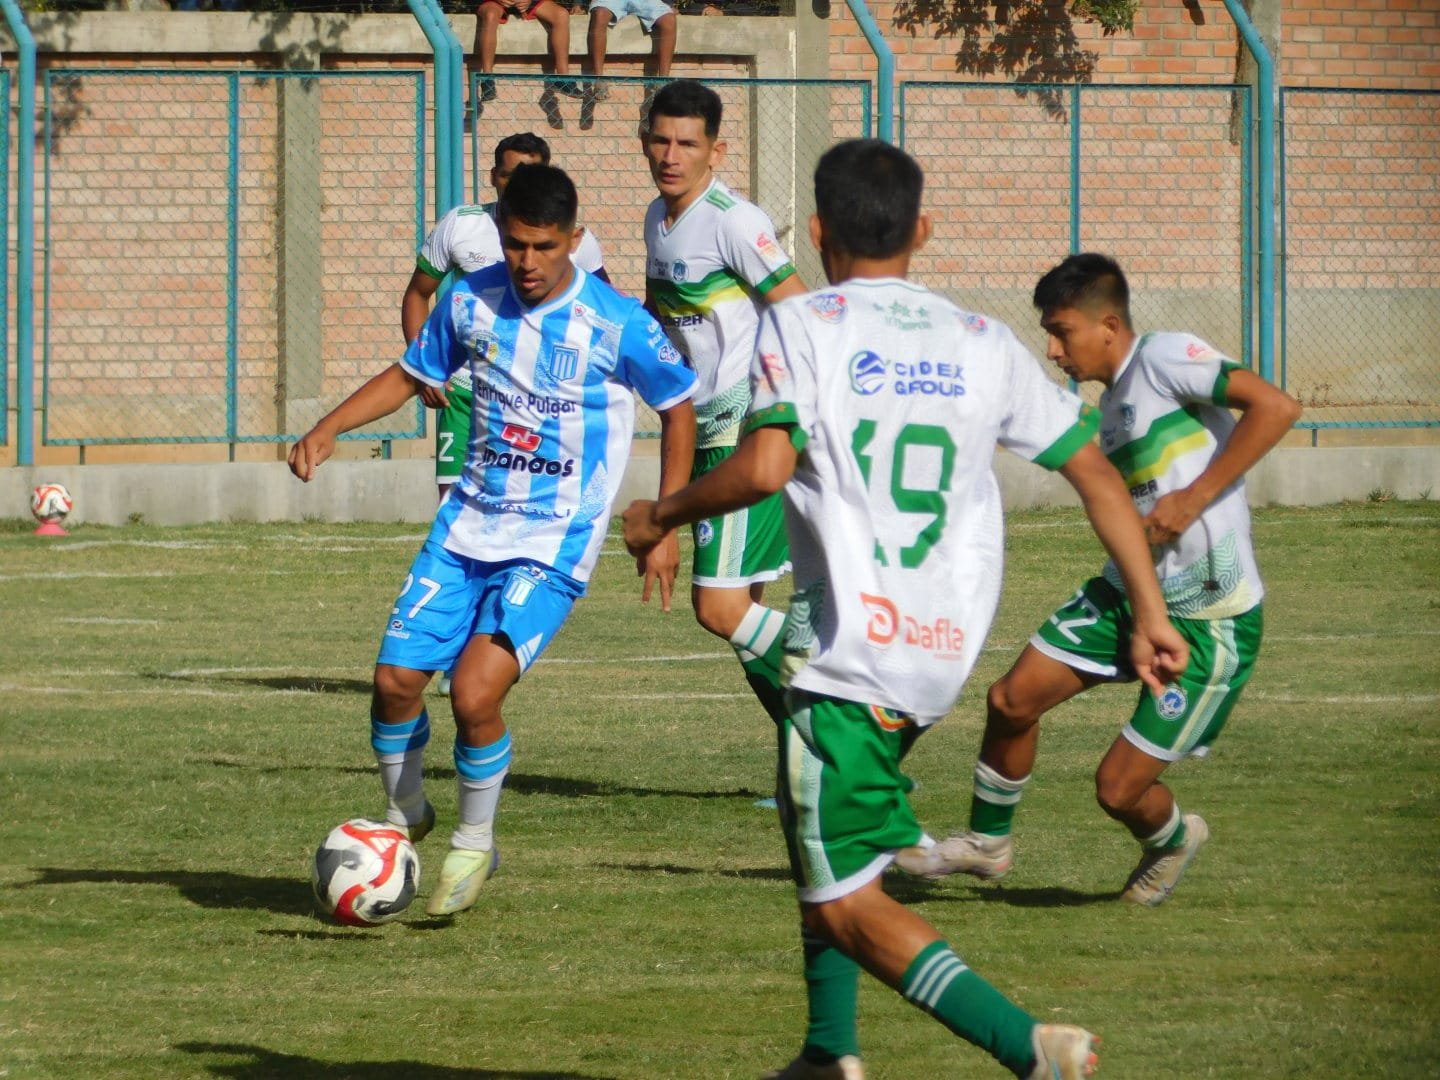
[1028,1024,1099,1080]
[425,846,499,916]
[893,830,1012,881]
[1122,814,1209,907]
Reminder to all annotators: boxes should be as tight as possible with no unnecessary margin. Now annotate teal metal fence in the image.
[1279,87,1440,431]
[0,68,8,446]
[899,81,1254,380]
[39,68,429,454]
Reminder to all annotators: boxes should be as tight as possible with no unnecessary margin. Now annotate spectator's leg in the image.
[474,4,503,100]
[533,1,575,78]
[649,11,676,77]
[587,7,610,80]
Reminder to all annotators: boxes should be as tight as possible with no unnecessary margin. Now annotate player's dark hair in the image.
[647,79,722,138]
[813,139,923,260]
[496,163,577,230]
[494,132,552,168]
[1032,252,1132,327]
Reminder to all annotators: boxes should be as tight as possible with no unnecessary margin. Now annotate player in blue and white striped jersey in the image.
[291,164,696,917]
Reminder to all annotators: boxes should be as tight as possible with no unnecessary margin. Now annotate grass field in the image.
[2,502,1438,1079]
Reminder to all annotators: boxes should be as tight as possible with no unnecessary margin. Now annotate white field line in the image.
[49,540,237,552]
[58,617,162,626]
[0,568,353,582]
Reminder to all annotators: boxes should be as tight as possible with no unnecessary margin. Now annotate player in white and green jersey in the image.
[641,80,808,724]
[402,133,607,502]
[905,252,1302,909]
[624,141,1189,1080]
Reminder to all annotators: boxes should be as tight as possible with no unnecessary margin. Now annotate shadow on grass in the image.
[173,1041,615,1079]
[884,874,1121,907]
[146,671,374,696]
[595,860,790,881]
[196,759,768,802]
[17,867,316,916]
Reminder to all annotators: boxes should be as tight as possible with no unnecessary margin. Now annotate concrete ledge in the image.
[5,444,1437,527]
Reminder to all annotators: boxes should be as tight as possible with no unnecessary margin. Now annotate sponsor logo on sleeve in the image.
[1185,341,1220,361]
[849,350,887,395]
[658,342,684,366]
[756,232,781,261]
[759,351,788,385]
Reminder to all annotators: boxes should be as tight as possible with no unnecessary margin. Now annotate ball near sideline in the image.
[30,483,74,523]
[312,819,420,926]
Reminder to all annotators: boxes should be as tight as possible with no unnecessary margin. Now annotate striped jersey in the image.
[1098,331,1261,619]
[401,263,696,585]
[644,177,796,449]
[417,203,605,393]
[747,279,1098,723]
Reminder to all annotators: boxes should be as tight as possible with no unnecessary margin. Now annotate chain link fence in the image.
[40,68,428,451]
[900,81,1253,393]
[1280,87,1440,430]
[462,73,872,434]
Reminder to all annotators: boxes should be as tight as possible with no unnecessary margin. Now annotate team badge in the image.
[696,521,715,547]
[551,346,579,381]
[962,313,988,335]
[1156,685,1188,720]
[671,260,688,282]
[658,342,684,366]
[849,350,886,396]
[808,293,847,323]
[472,333,500,363]
[1121,403,1137,431]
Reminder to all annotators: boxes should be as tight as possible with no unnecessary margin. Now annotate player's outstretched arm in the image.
[1145,370,1302,545]
[288,364,423,483]
[636,399,698,612]
[623,424,797,557]
[401,269,449,409]
[1060,443,1189,690]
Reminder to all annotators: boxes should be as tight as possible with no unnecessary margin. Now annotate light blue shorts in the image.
[376,540,582,676]
[591,0,673,30]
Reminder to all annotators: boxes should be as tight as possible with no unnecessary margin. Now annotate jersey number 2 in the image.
[851,420,956,570]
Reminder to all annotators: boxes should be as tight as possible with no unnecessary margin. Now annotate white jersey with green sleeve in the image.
[644,178,796,449]
[417,204,605,396]
[746,279,1099,723]
[1097,331,1261,619]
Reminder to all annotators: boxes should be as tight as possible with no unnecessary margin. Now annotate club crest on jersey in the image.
[1121,403,1137,430]
[549,346,579,381]
[962,313,989,335]
[1156,685,1188,720]
[501,424,542,452]
[671,260,688,282]
[658,342,685,366]
[696,521,715,547]
[808,293,847,323]
[849,351,887,396]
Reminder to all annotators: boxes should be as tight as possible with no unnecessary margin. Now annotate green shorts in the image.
[1031,577,1264,762]
[435,381,473,484]
[777,690,924,903]
[690,444,790,588]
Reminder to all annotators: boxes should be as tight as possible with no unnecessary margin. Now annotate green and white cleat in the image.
[893,830,1012,881]
[761,1054,864,1080]
[1122,814,1209,907]
[1028,1024,1099,1080]
[425,846,499,916]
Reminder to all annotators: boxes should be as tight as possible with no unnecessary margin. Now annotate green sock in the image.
[799,931,860,1063]
[969,760,1030,836]
[900,940,1036,1077]
[1141,803,1186,850]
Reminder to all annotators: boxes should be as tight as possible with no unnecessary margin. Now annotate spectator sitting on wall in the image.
[470,0,584,129]
[583,0,676,105]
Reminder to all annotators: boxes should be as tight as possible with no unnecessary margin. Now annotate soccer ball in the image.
[311,818,420,926]
[30,483,73,523]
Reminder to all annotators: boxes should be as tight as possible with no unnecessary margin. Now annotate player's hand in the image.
[622,499,665,556]
[288,426,336,482]
[638,530,680,612]
[1129,614,1190,694]
[1143,488,1206,546]
[418,383,449,410]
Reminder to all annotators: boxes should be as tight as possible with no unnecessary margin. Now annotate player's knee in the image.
[692,593,745,640]
[799,897,858,951]
[986,677,1039,734]
[1094,767,1142,816]
[373,665,429,715]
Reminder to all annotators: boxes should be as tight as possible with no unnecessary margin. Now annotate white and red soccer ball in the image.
[30,483,73,524]
[311,819,420,926]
